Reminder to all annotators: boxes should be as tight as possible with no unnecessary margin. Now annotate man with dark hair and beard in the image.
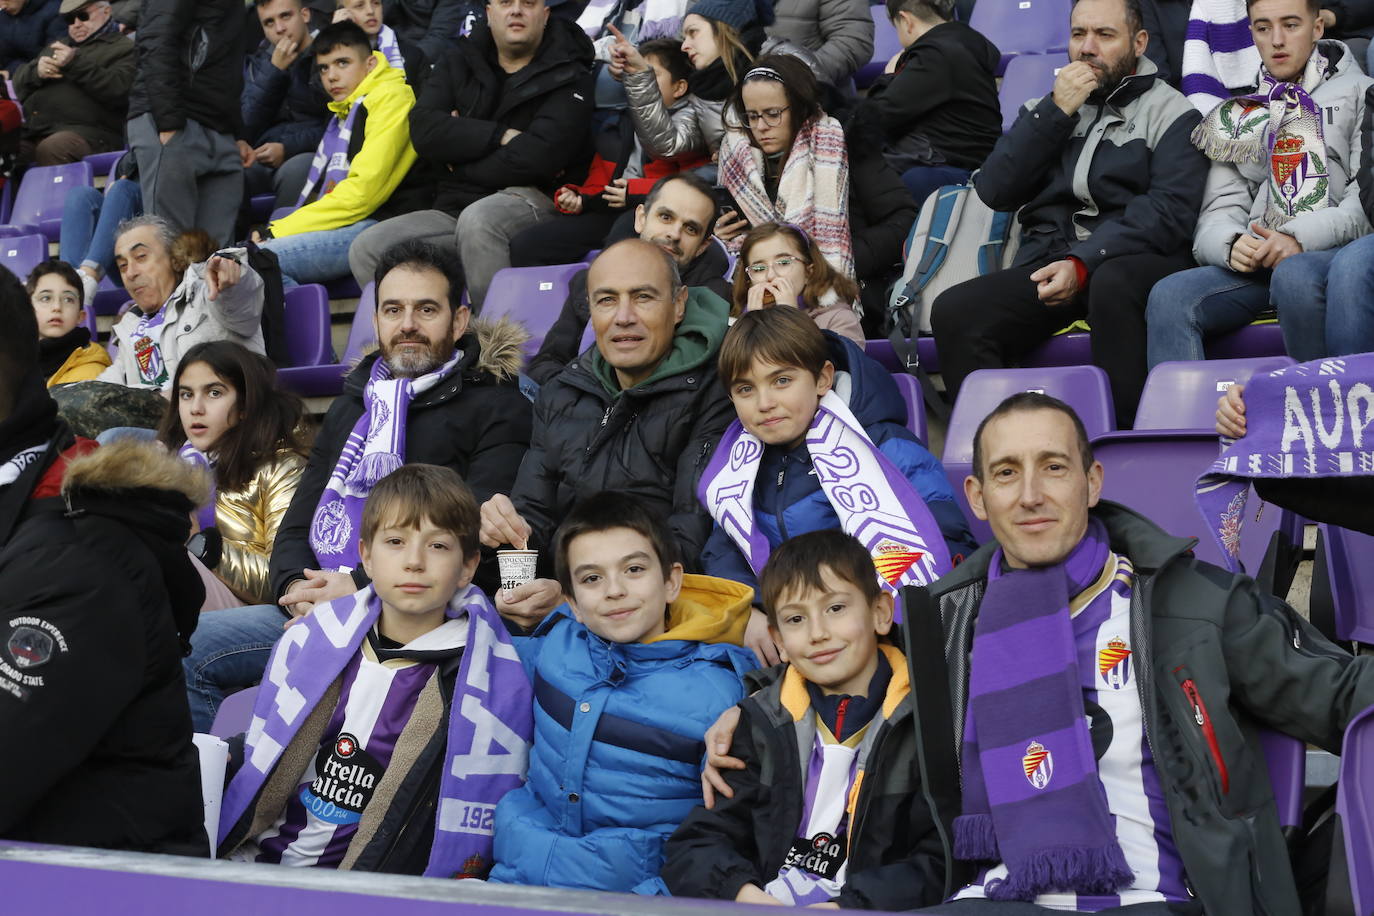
[929,0,1209,429]
[179,240,534,731]
[0,267,207,851]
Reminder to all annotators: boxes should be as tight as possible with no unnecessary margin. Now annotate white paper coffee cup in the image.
[497,549,540,592]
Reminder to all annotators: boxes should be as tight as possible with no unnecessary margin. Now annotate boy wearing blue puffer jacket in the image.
[487,492,758,892]
[700,307,976,611]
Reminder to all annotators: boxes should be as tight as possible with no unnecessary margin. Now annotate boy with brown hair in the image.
[217,464,533,877]
[661,529,946,909]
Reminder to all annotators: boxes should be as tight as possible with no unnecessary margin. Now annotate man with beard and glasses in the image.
[525,172,728,386]
[929,0,1208,429]
[178,240,533,731]
[1146,0,1374,367]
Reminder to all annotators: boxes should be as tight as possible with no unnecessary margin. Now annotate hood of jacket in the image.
[650,572,754,646]
[60,438,210,647]
[825,330,907,429]
[589,286,729,394]
[330,52,408,118]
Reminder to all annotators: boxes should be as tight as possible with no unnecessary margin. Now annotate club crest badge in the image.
[872,539,924,587]
[1098,636,1132,690]
[1023,740,1054,790]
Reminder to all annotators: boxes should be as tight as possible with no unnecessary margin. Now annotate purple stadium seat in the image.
[1023,330,1091,367]
[325,274,363,300]
[969,0,1071,75]
[248,194,276,224]
[282,284,332,368]
[482,262,588,357]
[1206,321,1287,359]
[1338,703,1374,915]
[1092,431,1293,579]
[1258,729,1304,832]
[999,53,1067,131]
[81,304,97,338]
[209,686,258,739]
[278,282,377,397]
[855,5,905,89]
[0,161,95,240]
[91,276,129,316]
[1319,523,1374,644]
[943,365,1115,541]
[0,232,46,281]
[889,371,928,444]
[1134,357,1296,431]
[82,149,125,178]
[864,337,940,372]
[0,177,12,225]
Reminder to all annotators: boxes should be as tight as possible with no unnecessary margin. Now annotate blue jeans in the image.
[901,164,972,206]
[58,177,142,279]
[1269,236,1374,362]
[182,603,287,731]
[1145,265,1270,366]
[261,218,378,286]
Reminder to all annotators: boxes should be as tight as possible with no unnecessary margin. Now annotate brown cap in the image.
[58,0,97,14]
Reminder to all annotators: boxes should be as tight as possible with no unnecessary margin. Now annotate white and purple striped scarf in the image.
[295,97,365,209]
[219,584,533,878]
[308,353,460,571]
[1181,0,1260,114]
[178,441,219,532]
[1197,354,1374,572]
[375,25,405,69]
[700,391,951,595]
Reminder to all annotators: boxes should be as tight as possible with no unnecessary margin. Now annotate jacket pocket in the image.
[1178,673,1229,795]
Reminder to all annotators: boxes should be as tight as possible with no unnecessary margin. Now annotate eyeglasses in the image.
[62,8,93,24]
[744,106,789,127]
[746,255,806,275]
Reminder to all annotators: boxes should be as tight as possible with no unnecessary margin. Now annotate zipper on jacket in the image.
[775,460,791,542]
[1176,672,1229,795]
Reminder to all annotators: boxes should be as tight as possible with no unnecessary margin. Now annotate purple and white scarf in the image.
[699,391,951,594]
[375,26,405,69]
[219,583,533,878]
[178,441,218,532]
[309,353,460,571]
[1197,354,1374,572]
[295,98,364,208]
[954,517,1133,901]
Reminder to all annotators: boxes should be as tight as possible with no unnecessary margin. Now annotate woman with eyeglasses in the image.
[716,53,916,313]
[731,221,864,345]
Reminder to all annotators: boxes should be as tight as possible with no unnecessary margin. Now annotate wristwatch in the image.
[188,527,223,570]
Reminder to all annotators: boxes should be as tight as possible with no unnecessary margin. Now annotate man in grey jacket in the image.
[767,0,873,87]
[1146,0,1373,367]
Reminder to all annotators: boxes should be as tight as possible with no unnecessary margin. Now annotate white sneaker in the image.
[80,270,99,308]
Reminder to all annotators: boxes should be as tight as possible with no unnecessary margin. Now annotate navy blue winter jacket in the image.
[241,40,330,158]
[700,333,977,590]
[0,0,62,76]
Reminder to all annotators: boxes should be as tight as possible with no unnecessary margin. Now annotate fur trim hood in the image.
[473,317,528,382]
[62,438,210,508]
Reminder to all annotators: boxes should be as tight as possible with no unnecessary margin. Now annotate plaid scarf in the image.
[1192,49,1330,228]
[954,518,1133,900]
[719,114,855,280]
[220,584,532,878]
[1197,354,1374,571]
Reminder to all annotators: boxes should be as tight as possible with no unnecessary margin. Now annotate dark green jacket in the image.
[911,500,1374,915]
[14,29,135,146]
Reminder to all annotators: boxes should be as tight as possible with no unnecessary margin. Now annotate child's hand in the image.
[332,7,350,22]
[1216,382,1247,439]
[555,187,582,214]
[607,24,648,75]
[278,568,355,617]
[701,705,745,808]
[734,884,786,905]
[744,280,773,312]
[480,493,533,549]
[602,178,628,209]
[744,607,780,666]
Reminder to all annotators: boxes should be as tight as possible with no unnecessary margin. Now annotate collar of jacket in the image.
[928,500,1195,599]
[584,285,729,395]
[1096,54,1164,111]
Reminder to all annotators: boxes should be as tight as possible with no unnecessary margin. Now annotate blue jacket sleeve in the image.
[876,426,978,561]
[241,50,289,146]
[700,522,760,596]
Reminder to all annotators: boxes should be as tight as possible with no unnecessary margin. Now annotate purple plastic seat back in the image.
[82,304,98,338]
[944,366,1115,542]
[1258,728,1304,830]
[864,337,940,372]
[855,5,905,88]
[325,274,363,301]
[890,371,929,445]
[1135,357,1296,431]
[278,283,376,397]
[999,54,1067,131]
[282,284,332,367]
[9,162,94,240]
[1207,322,1286,360]
[248,194,276,224]
[1320,523,1374,644]
[82,149,125,177]
[970,0,1071,74]
[210,686,258,739]
[0,176,12,225]
[1092,431,1291,576]
[1338,703,1374,915]
[0,232,46,281]
[1022,330,1091,367]
[482,263,588,358]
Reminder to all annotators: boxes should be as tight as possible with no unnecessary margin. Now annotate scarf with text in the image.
[1197,354,1374,572]
[296,97,364,208]
[700,390,951,593]
[309,353,460,570]
[719,114,855,280]
[954,518,1133,900]
[1192,49,1330,228]
[219,584,533,878]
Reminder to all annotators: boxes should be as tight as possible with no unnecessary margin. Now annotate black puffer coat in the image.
[127,0,246,136]
[410,17,595,215]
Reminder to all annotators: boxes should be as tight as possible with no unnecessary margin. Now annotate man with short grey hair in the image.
[98,216,264,391]
[13,0,133,166]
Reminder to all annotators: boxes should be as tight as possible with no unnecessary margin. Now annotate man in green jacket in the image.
[12,0,133,165]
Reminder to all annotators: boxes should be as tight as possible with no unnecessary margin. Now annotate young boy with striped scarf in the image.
[216,464,533,877]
